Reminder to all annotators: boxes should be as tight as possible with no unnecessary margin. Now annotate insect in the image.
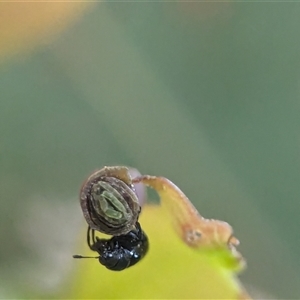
[73,222,149,271]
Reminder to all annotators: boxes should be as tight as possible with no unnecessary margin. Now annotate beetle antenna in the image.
[73,254,99,259]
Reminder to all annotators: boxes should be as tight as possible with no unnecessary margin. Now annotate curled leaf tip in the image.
[80,166,141,236]
[132,174,245,271]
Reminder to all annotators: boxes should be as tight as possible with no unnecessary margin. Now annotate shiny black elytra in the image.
[73,222,149,271]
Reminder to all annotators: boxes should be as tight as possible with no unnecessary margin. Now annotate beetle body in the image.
[87,222,149,271]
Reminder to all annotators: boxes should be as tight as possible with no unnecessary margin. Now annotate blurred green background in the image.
[1,2,300,299]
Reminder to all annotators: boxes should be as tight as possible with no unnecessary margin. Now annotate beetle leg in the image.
[87,226,95,250]
[135,222,143,238]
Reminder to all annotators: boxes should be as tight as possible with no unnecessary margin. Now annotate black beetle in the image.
[73,222,149,271]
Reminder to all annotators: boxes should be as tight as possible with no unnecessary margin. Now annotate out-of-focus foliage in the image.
[1,2,300,299]
[0,2,91,63]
